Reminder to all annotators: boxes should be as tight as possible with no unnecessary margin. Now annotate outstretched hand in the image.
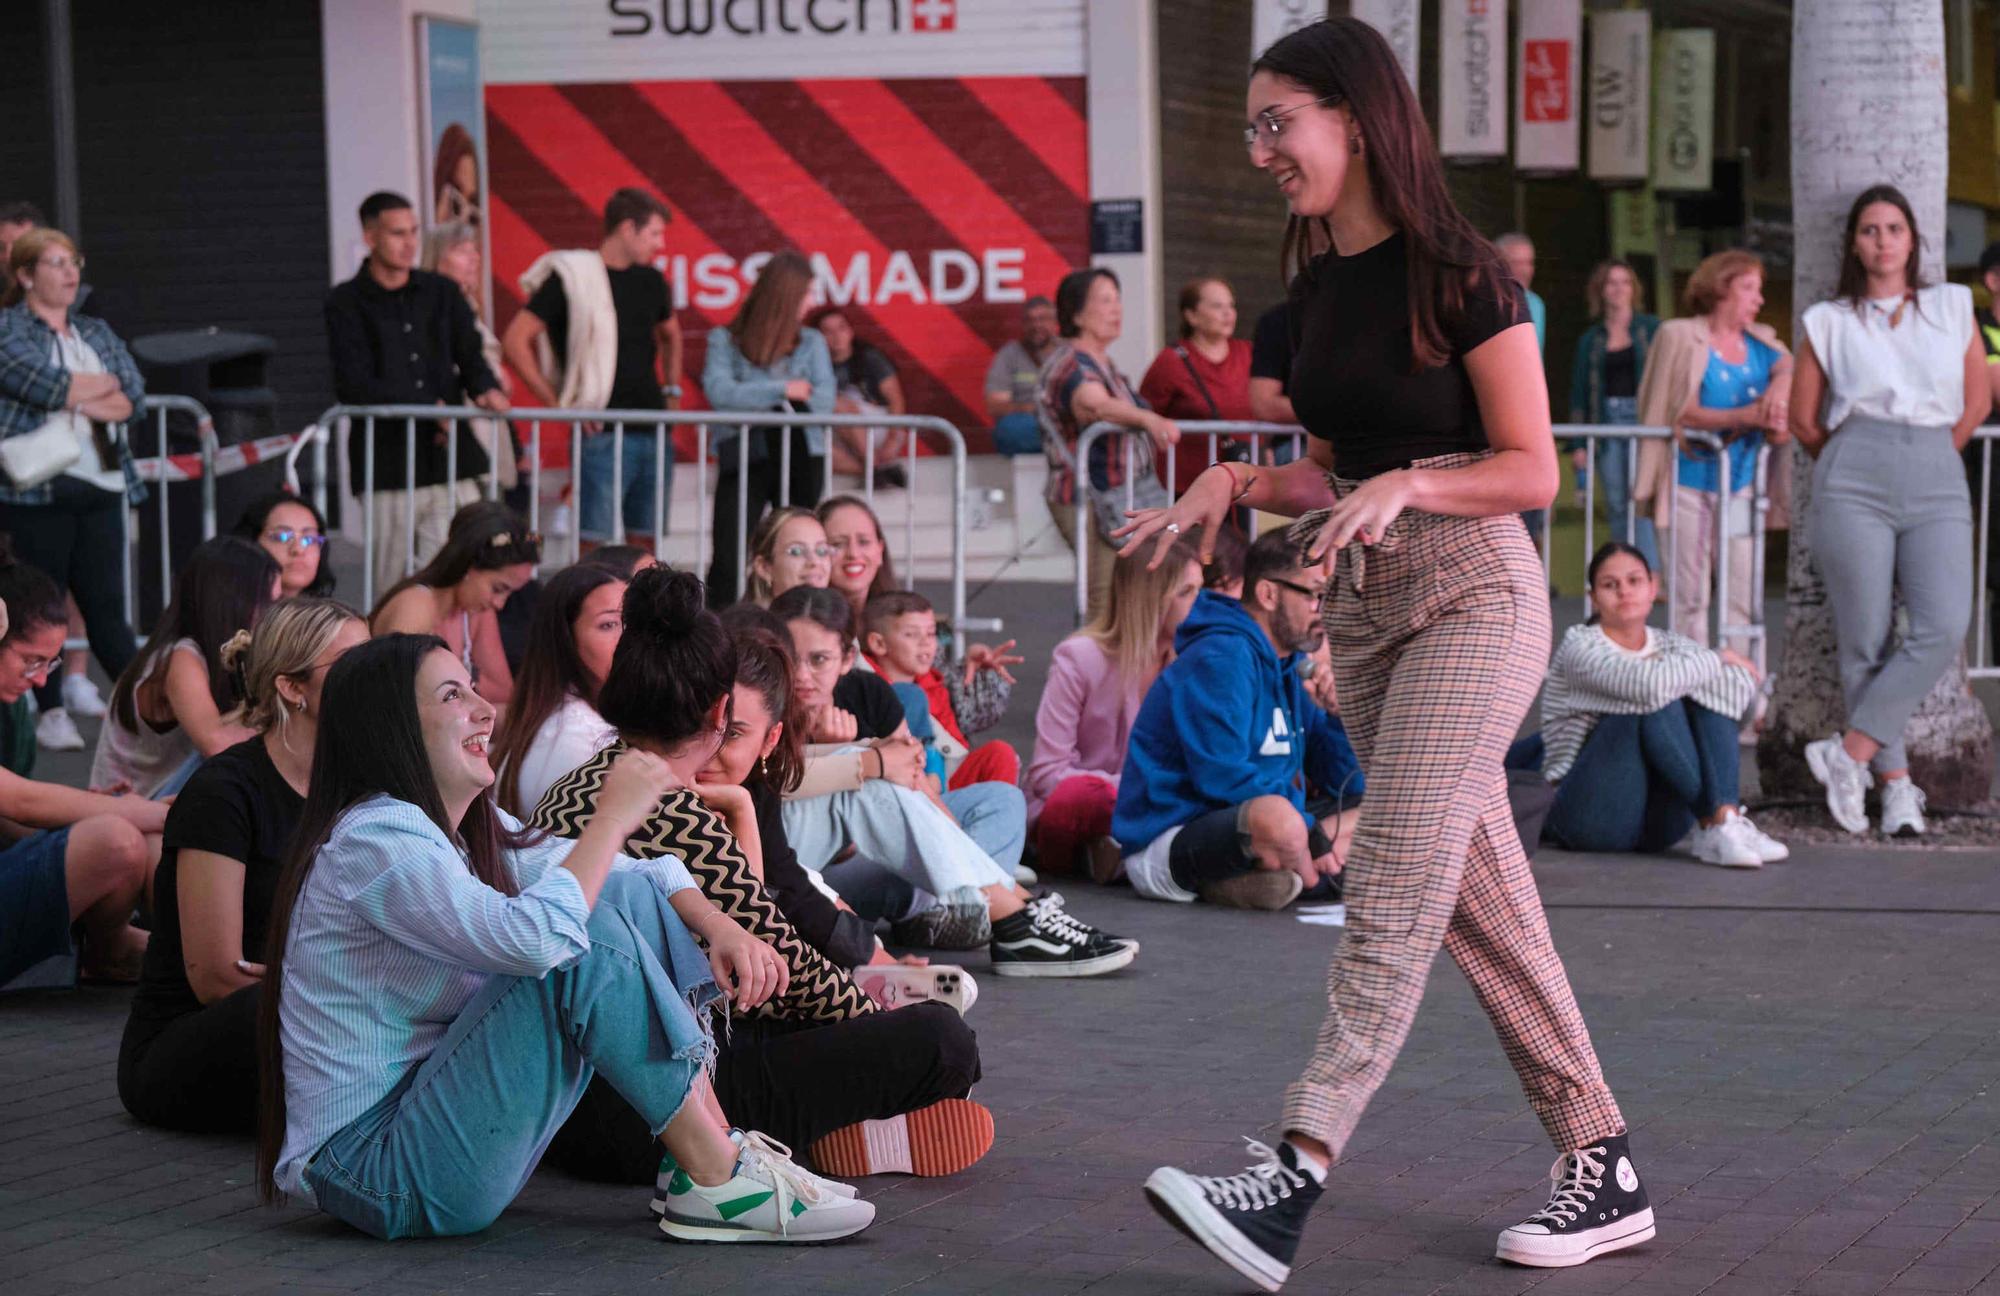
[1111,465,1236,570]
[963,639,1024,686]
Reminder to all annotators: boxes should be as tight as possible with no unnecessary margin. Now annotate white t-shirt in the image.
[1800,282,1975,431]
[49,329,126,493]
[508,693,615,816]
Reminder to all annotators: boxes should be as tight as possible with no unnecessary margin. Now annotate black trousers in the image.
[0,479,140,711]
[546,1000,980,1183]
[706,431,826,607]
[115,983,261,1134]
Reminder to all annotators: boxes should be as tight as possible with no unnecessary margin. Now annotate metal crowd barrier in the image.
[301,405,970,655]
[1972,426,1997,681]
[113,395,220,639]
[1069,420,1761,659]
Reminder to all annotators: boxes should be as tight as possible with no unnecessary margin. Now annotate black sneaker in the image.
[1496,1132,1655,1267]
[989,892,1136,978]
[1144,1139,1322,1292]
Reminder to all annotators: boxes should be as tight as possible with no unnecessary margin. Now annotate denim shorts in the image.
[0,828,74,984]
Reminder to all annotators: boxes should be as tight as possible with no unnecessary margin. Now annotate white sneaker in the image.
[656,1130,873,1242]
[1880,777,1928,837]
[1691,816,1764,869]
[1123,826,1195,904]
[1732,812,1790,862]
[36,707,84,752]
[61,674,107,718]
[1803,736,1872,834]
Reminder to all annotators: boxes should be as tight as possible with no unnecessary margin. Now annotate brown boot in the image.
[1086,836,1126,885]
[1198,870,1303,911]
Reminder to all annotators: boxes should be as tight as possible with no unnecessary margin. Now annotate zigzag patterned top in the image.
[532,743,876,1023]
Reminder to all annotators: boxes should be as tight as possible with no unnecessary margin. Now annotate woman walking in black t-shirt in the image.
[1120,20,1648,1288]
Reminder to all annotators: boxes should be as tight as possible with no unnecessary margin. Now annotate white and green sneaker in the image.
[653,1129,858,1217]
[657,1129,874,1243]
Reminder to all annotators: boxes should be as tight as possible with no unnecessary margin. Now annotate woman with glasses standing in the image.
[1118,20,1648,1288]
[235,491,336,599]
[0,228,146,753]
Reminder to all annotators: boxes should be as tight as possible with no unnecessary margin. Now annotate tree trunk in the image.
[1761,0,1995,808]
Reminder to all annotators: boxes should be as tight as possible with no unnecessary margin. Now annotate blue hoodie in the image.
[1113,591,1363,854]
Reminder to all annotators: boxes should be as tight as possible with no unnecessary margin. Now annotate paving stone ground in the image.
[4,575,1999,1295]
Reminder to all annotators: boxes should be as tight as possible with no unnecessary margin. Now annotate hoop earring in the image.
[1350,135,1363,156]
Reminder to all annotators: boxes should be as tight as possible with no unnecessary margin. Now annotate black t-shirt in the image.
[833,344,896,407]
[130,739,303,1023]
[527,264,671,411]
[1287,233,1527,479]
[833,670,905,740]
[1251,302,1294,389]
[1603,346,1638,400]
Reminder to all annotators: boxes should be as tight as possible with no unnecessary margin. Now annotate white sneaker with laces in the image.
[1691,816,1764,869]
[656,1129,873,1243]
[1880,777,1927,837]
[61,674,107,719]
[1733,812,1790,862]
[36,707,84,752]
[1803,736,1872,834]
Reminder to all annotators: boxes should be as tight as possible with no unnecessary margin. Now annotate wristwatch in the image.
[664,384,683,398]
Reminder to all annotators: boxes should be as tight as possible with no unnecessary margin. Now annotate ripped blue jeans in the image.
[303,872,718,1238]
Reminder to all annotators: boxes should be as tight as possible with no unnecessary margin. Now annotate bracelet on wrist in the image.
[1220,460,1255,503]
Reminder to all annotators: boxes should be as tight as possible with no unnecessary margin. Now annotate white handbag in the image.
[0,416,82,490]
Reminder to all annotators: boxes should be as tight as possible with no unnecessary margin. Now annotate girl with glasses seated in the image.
[234,490,335,599]
[744,506,832,607]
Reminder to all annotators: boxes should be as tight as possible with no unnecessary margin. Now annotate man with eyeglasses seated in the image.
[0,540,167,988]
[1113,528,1361,911]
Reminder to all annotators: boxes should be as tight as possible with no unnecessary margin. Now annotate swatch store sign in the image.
[479,0,1089,441]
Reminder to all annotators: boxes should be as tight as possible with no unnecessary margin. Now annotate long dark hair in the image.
[233,490,336,597]
[598,566,736,751]
[110,535,278,733]
[770,584,856,653]
[255,633,528,1202]
[1837,183,1926,311]
[1255,18,1516,371]
[1583,541,1653,626]
[816,494,898,602]
[728,250,814,369]
[373,501,540,618]
[721,606,804,795]
[491,564,626,815]
[0,535,65,643]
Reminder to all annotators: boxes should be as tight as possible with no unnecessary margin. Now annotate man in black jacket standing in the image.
[325,190,507,598]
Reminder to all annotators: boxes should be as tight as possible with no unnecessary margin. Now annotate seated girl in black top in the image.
[118,599,369,1133]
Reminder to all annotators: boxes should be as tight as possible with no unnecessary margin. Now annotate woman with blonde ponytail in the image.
[118,598,367,1133]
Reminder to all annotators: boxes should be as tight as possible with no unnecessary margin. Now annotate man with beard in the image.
[1112,528,1362,910]
[983,295,1059,455]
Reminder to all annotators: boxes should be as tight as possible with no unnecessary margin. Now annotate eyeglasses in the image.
[783,543,835,561]
[263,528,327,550]
[4,641,57,678]
[1244,94,1344,151]
[37,254,83,273]
[1267,577,1326,608]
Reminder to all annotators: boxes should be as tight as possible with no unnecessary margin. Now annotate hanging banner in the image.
[1252,0,1326,61]
[1351,0,1419,89]
[1514,0,1580,171]
[1587,8,1651,181]
[1439,0,1507,158]
[1652,28,1715,191]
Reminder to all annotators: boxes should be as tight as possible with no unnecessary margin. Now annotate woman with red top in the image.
[1140,277,1256,497]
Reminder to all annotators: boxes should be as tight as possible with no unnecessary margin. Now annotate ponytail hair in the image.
[597,566,737,751]
[223,598,364,739]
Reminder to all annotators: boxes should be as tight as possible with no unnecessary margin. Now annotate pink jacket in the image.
[1025,635,1151,825]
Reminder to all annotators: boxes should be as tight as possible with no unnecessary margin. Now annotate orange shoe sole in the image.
[809,1098,994,1178]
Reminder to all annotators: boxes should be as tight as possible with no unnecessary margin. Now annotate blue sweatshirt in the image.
[1112,591,1364,854]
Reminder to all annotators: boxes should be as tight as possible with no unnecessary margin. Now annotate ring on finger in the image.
[1164,522,1181,534]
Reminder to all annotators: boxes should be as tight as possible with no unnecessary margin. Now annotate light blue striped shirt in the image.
[274,795,695,1202]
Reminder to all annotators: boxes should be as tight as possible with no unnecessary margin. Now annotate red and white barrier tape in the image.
[129,431,306,483]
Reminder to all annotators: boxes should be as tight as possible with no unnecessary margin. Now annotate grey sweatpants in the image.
[1811,417,1972,774]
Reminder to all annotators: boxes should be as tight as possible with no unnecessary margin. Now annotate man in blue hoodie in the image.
[1114,529,1363,909]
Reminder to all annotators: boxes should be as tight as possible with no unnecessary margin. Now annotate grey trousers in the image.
[1812,417,1973,774]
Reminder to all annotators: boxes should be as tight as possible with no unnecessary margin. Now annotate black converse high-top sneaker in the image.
[1496,1132,1655,1267]
[1144,1140,1323,1292]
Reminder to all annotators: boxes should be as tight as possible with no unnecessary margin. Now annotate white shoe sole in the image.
[991,940,1138,978]
[1803,743,1869,834]
[658,1202,875,1244]
[1695,849,1762,869]
[1496,1206,1655,1267]
[1144,1167,1290,1292]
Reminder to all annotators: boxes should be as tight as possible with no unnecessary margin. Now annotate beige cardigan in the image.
[1631,317,1789,527]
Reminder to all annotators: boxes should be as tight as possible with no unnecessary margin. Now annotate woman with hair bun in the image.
[370,500,540,705]
[1121,18,1649,1283]
[118,599,368,1132]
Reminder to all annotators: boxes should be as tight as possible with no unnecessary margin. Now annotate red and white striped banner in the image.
[129,431,306,483]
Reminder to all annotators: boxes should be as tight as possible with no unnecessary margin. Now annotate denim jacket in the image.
[0,302,146,505]
[1567,313,1660,425]
[702,326,835,459]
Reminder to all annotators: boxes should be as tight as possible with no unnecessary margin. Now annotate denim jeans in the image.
[991,412,1041,456]
[579,426,668,539]
[300,872,716,1239]
[782,777,1012,905]
[939,781,1027,877]
[1594,400,1659,571]
[1542,700,1740,853]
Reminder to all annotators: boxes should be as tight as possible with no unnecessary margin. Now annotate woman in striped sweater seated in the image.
[1518,542,1787,868]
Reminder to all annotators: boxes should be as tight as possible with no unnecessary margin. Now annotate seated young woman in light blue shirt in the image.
[254,632,876,1245]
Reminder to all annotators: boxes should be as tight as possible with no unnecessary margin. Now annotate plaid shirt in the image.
[0,302,146,505]
[1035,344,1149,508]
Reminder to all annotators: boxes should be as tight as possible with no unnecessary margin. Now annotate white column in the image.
[1085,0,1163,376]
